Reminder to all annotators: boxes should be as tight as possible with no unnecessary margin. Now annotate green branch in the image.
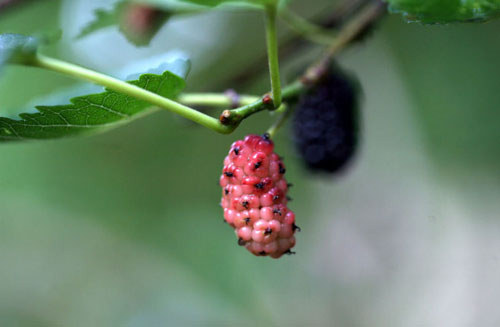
[219,80,304,126]
[264,4,282,108]
[31,54,233,134]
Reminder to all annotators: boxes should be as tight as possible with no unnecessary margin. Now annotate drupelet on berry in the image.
[293,66,359,174]
[220,134,298,258]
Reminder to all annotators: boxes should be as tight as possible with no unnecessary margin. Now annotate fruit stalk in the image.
[266,104,292,138]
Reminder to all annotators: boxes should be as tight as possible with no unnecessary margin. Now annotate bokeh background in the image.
[1,0,499,326]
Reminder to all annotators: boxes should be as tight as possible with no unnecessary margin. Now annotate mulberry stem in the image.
[267,103,292,138]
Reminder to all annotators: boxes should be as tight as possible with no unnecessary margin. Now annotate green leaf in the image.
[0,58,189,142]
[134,0,208,10]
[0,34,39,69]
[385,0,500,23]
[77,0,172,46]
[78,0,273,45]
[150,0,277,9]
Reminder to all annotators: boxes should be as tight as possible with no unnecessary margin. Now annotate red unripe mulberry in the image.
[220,134,298,258]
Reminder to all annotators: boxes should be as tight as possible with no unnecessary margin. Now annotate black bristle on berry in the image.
[292,65,359,174]
[278,163,286,174]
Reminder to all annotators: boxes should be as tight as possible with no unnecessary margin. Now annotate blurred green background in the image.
[1,0,499,326]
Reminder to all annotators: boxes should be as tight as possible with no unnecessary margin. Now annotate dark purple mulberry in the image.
[293,66,360,174]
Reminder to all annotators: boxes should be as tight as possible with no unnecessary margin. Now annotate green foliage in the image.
[77,0,280,46]
[0,59,189,142]
[0,34,38,68]
[77,1,172,46]
[141,0,279,10]
[77,2,127,40]
[176,0,277,7]
[130,0,206,11]
[386,0,500,23]
[77,0,275,44]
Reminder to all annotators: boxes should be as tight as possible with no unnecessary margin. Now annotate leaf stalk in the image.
[31,54,233,134]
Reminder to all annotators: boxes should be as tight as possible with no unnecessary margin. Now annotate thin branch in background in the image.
[221,0,386,90]
[321,0,373,28]
[304,0,387,84]
[279,6,337,45]
[177,92,259,109]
